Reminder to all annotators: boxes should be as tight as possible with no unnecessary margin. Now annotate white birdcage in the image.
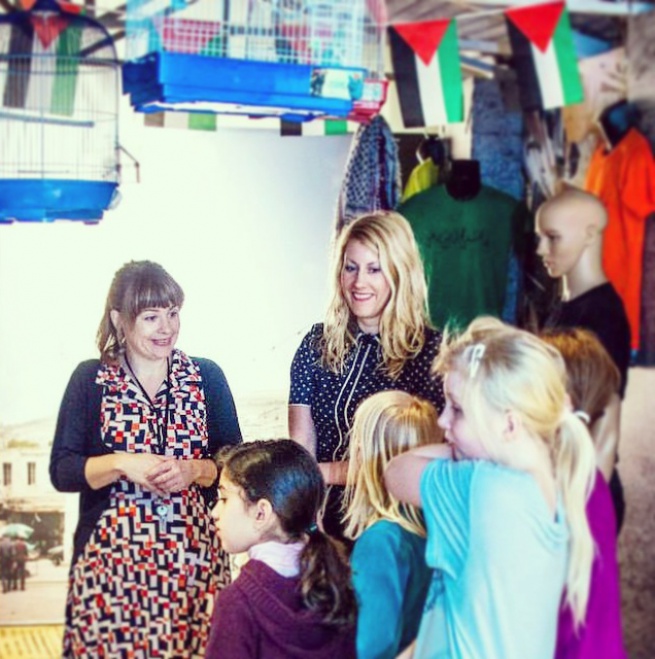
[0,0,120,223]
[123,0,387,120]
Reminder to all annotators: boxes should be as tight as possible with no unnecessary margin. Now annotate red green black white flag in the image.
[505,1,583,111]
[388,19,463,128]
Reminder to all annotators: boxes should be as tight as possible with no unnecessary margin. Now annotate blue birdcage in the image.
[122,0,387,121]
[0,0,120,223]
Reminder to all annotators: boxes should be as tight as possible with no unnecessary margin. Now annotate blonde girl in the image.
[289,211,444,541]
[343,391,440,659]
[385,318,596,659]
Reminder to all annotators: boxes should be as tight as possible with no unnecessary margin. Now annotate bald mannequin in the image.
[536,189,631,533]
[535,188,608,301]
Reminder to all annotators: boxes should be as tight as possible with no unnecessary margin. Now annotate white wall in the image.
[0,102,352,425]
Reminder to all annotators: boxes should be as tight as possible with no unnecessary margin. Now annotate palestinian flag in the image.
[143,112,355,135]
[388,19,463,128]
[505,1,583,111]
[145,111,222,131]
[2,15,82,117]
[280,118,355,137]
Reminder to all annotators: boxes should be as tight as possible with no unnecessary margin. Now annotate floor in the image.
[0,626,63,658]
[616,367,655,659]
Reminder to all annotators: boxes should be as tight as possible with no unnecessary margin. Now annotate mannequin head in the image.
[535,189,608,298]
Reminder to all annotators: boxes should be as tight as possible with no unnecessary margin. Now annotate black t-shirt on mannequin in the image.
[545,282,631,397]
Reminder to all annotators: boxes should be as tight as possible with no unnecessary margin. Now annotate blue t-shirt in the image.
[351,520,431,659]
[415,460,568,659]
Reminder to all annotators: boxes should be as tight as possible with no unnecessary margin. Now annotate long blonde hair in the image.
[343,390,441,540]
[433,317,596,627]
[322,211,431,379]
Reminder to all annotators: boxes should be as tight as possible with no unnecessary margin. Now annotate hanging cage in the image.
[0,0,121,223]
[123,0,388,122]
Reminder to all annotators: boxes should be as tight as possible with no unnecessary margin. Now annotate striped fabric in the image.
[505,1,583,111]
[388,19,463,128]
[2,15,81,116]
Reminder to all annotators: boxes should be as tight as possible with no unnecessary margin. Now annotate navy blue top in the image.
[289,324,444,463]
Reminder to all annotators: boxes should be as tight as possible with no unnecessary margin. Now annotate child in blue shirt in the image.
[385,318,597,659]
[343,391,440,659]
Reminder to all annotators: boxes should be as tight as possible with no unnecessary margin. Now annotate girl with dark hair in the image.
[207,440,357,659]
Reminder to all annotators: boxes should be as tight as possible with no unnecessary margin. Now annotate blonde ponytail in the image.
[434,317,598,627]
[555,412,597,627]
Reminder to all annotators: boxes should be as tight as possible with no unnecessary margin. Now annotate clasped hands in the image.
[123,453,198,497]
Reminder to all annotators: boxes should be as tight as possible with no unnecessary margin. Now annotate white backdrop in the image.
[0,102,352,425]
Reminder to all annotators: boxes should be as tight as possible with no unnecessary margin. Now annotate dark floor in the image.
[617,367,655,659]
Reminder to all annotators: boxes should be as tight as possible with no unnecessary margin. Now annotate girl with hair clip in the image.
[385,318,597,659]
[206,440,357,659]
[289,211,444,542]
[343,391,440,659]
[541,328,627,659]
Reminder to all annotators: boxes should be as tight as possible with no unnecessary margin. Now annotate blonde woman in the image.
[344,391,440,659]
[386,318,596,659]
[289,212,444,540]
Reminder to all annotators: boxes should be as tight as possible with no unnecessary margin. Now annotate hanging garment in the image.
[398,184,531,331]
[335,115,401,233]
[471,79,526,325]
[401,158,440,202]
[584,128,655,351]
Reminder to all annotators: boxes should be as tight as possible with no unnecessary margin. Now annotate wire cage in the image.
[0,0,120,223]
[123,0,387,121]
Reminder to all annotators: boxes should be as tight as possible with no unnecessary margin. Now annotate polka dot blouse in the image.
[289,323,445,463]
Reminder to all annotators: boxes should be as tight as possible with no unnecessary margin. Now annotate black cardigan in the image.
[50,356,242,564]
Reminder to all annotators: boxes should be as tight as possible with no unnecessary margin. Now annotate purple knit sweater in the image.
[206,559,356,659]
[556,470,627,659]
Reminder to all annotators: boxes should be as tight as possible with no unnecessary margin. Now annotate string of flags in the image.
[146,0,584,135]
[389,0,583,128]
[143,112,358,137]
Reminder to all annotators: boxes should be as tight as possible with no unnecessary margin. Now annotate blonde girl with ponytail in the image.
[385,317,596,659]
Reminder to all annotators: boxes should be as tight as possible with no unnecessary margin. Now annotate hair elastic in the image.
[573,410,591,424]
[468,343,486,377]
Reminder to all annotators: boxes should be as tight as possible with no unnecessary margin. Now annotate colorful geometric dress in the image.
[62,350,233,658]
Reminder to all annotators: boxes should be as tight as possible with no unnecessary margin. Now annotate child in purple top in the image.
[541,329,627,659]
[206,440,356,659]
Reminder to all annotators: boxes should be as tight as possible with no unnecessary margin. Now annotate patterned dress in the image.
[60,350,236,658]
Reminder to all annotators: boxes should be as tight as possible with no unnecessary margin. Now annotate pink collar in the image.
[248,540,305,577]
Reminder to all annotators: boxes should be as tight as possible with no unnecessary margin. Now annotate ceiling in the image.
[0,0,651,62]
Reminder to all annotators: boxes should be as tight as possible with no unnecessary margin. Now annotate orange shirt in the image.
[585,129,655,350]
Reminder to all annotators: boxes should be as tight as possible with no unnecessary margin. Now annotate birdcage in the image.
[123,0,387,121]
[0,0,120,223]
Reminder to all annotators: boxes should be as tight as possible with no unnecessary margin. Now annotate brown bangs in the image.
[121,274,184,321]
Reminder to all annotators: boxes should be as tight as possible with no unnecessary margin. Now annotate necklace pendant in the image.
[155,501,170,535]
